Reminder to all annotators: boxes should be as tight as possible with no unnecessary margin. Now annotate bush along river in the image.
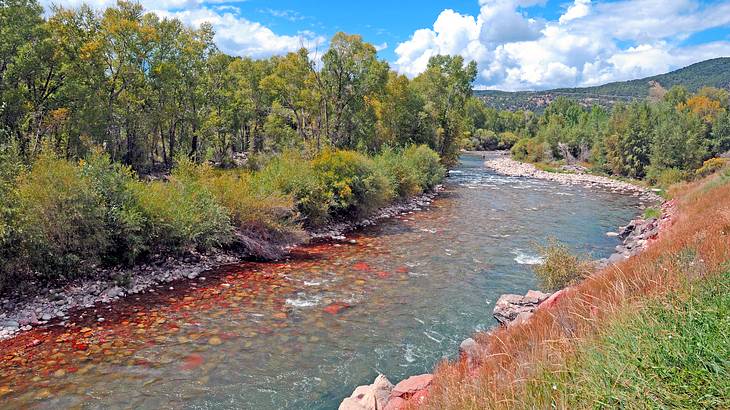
[0,153,644,409]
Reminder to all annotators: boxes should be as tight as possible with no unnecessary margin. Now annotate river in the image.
[0,153,641,409]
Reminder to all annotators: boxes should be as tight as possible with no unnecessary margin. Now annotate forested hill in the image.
[475,57,730,111]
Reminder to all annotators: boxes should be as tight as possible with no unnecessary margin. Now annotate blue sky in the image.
[41,0,730,90]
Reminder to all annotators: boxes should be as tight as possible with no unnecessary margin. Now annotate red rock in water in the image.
[72,342,88,351]
[181,353,205,370]
[377,271,391,279]
[352,262,372,272]
[323,302,351,315]
[394,266,409,274]
[25,339,42,348]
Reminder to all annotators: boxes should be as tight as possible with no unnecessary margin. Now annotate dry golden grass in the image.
[418,168,730,410]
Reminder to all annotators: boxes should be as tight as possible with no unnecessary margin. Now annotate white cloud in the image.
[374,42,389,52]
[395,0,730,90]
[559,0,590,24]
[40,0,325,59]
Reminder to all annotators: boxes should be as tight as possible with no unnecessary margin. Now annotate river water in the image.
[0,153,641,409]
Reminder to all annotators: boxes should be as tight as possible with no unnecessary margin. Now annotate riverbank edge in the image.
[479,151,663,202]
[337,154,673,410]
[0,187,442,341]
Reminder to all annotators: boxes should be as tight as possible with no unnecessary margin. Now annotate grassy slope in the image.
[421,166,730,409]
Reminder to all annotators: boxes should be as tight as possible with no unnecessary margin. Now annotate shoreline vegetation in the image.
[1,1,479,340]
[338,157,729,409]
[0,147,444,340]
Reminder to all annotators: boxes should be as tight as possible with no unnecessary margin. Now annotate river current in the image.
[0,153,641,409]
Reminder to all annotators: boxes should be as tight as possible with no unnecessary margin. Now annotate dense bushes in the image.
[508,88,730,184]
[0,145,443,291]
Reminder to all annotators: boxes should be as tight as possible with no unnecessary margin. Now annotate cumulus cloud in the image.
[395,0,730,90]
[39,0,325,59]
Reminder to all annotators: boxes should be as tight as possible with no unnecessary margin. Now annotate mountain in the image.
[474,57,730,112]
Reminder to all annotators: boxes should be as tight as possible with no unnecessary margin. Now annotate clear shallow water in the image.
[0,154,641,409]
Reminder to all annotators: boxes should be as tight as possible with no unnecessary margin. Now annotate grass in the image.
[643,207,662,219]
[529,270,730,408]
[421,165,730,410]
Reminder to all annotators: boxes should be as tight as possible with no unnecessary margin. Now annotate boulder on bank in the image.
[384,374,433,410]
[492,290,550,325]
[339,374,394,410]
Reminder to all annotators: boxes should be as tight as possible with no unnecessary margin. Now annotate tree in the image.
[321,32,388,149]
[413,55,477,164]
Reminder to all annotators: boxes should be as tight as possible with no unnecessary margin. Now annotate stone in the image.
[390,374,433,398]
[539,288,566,310]
[508,311,533,327]
[382,397,407,410]
[493,291,549,326]
[1,320,19,329]
[106,286,122,298]
[458,337,481,369]
[339,374,393,410]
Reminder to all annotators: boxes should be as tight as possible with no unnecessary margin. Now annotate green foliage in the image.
[80,150,148,264]
[643,207,662,219]
[131,158,233,252]
[511,137,548,162]
[375,147,422,199]
[312,150,394,217]
[1,0,471,171]
[537,270,730,408]
[646,167,688,187]
[534,238,592,291]
[13,154,109,280]
[254,151,333,227]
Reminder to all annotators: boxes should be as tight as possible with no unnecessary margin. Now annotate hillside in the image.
[475,57,730,111]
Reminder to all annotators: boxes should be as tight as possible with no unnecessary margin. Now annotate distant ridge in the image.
[474,57,730,111]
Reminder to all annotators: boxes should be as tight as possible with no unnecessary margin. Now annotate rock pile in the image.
[599,199,676,267]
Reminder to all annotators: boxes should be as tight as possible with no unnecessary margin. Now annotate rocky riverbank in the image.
[0,188,441,341]
[337,158,675,410]
[484,154,663,204]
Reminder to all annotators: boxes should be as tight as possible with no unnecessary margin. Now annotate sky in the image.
[39,0,730,91]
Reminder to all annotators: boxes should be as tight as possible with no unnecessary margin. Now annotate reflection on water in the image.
[0,154,641,409]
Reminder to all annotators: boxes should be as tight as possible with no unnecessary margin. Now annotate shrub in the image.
[375,147,421,199]
[402,144,444,191]
[13,154,109,280]
[695,157,729,178]
[646,166,687,187]
[498,131,520,150]
[533,238,593,291]
[255,151,333,226]
[80,150,148,264]
[511,137,547,162]
[132,157,233,252]
[205,168,298,235]
[312,150,394,217]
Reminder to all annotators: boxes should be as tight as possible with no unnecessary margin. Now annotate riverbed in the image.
[0,153,642,409]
